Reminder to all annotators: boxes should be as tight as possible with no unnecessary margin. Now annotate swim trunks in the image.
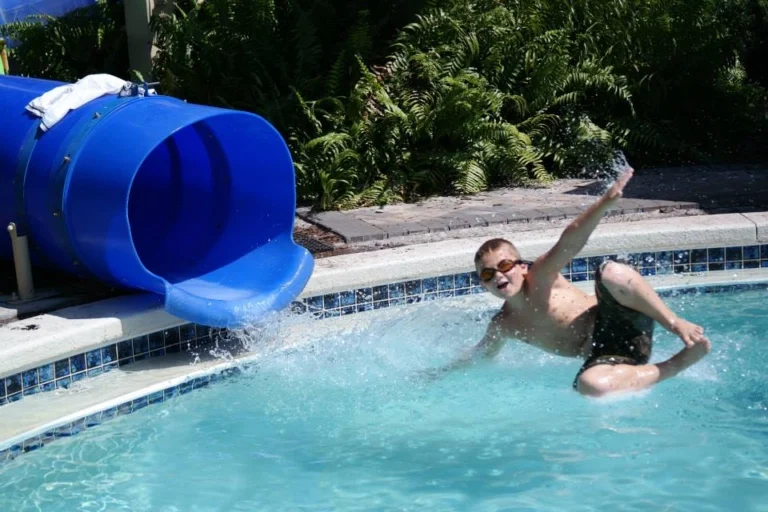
[572,260,655,389]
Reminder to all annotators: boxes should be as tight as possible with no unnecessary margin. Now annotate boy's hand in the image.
[604,166,634,205]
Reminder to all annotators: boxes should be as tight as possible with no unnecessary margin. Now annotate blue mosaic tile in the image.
[762,260,768,268]
[437,275,454,291]
[560,262,571,275]
[691,249,707,264]
[22,386,39,396]
[726,246,742,261]
[341,306,356,315]
[743,245,760,260]
[5,374,21,395]
[323,310,341,318]
[691,263,707,273]
[390,297,406,306]
[588,256,606,271]
[424,292,439,301]
[640,267,656,276]
[38,364,54,384]
[22,369,38,389]
[54,358,70,379]
[356,288,373,304]
[638,252,655,267]
[305,296,323,311]
[164,328,180,347]
[709,262,724,271]
[85,349,102,369]
[422,278,438,293]
[572,258,588,273]
[656,251,673,266]
[673,250,690,264]
[0,379,5,399]
[133,336,149,356]
[101,345,117,365]
[56,377,71,390]
[405,280,422,296]
[726,261,743,270]
[133,397,149,411]
[117,340,133,360]
[438,290,455,299]
[406,295,422,304]
[148,332,164,352]
[388,283,405,299]
[456,288,471,296]
[339,291,356,307]
[745,260,760,269]
[456,273,472,289]
[761,244,768,259]
[470,273,481,286]
[372,285,388,301]
[356,303,373,313]
[180,323,196,341]
[41,381,55,392]
[708,247,725,263]
[674,264,690,274]
[72,372,86,383]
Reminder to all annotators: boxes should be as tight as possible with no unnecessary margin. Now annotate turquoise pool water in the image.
[0,287,766,511]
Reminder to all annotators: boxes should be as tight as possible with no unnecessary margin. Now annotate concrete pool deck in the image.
[297,164,768,248]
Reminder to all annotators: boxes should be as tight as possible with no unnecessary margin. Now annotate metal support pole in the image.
[7,223,35,301]
[124,0,156,80]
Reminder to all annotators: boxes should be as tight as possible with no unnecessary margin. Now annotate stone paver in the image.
[299,165,768,243]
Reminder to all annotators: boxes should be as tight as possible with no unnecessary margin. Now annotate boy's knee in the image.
[598,261,634,289]
[576,368,614,397]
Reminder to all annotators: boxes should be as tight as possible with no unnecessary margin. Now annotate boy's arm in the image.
[532,167,634,279]
[425,314,506,376]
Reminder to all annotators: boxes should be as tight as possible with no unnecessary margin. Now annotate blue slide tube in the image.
[0,75,314,328]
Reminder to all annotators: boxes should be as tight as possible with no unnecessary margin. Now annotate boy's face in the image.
[476,247,528,299]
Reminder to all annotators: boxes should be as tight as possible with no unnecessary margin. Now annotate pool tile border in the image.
[2,243,767,408]
[2,277,768,464]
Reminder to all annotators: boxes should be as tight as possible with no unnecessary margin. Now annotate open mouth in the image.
[496,282,509,291]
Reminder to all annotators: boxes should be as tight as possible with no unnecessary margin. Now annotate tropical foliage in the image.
[0,0,129,82]
[2,0,767,210]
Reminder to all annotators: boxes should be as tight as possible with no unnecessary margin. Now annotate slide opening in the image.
[127,114,295,291]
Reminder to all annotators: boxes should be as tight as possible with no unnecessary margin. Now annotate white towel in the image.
[26,74,132,132]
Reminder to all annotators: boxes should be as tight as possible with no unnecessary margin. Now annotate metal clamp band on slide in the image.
[45,95,144,269]
[13,119,43,237]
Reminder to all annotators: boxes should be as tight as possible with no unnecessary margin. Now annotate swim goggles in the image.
[478,259,528,282]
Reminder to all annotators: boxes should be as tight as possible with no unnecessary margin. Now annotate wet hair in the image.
[474,238,520,263]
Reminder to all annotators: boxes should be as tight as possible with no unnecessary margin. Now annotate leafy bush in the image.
[0,0,129,82]
[289,0,768,209]
[292,4,635,209]
[150,0,428,135]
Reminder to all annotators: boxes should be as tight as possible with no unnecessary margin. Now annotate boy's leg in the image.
[576,343,710,397]
[598,261,709,347]
[576,261,711,397]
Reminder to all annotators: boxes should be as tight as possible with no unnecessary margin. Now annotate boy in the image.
[439,167,711,396]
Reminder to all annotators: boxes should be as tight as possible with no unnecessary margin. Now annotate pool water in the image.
[1,288,767,511]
